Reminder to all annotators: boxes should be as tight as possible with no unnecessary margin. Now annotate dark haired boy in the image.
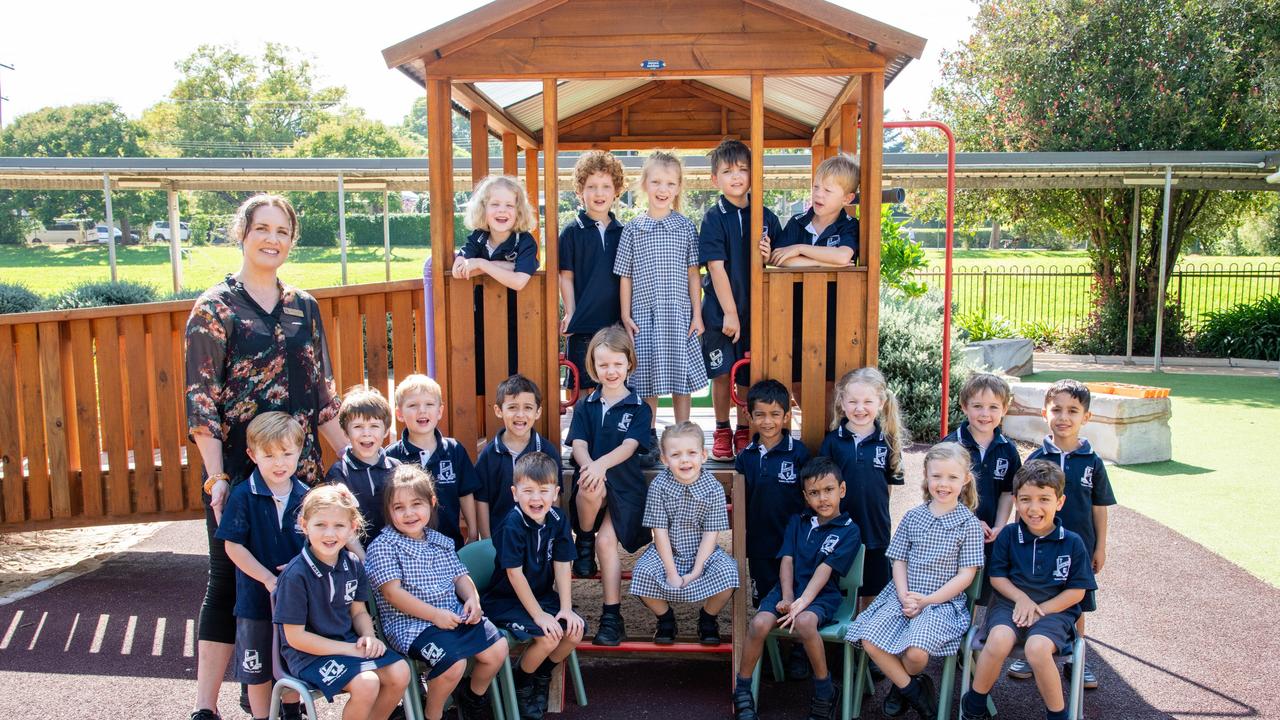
[324,386,400,554]
[475,374,562,539]
[960,461,1096,720]
[1010,379,1115,689]
[700,138,783,460]
[732,457,860,720]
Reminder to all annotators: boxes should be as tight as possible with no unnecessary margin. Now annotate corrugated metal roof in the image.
[474,81,543,108]
[698,76,850,127]
[504,79,652,132]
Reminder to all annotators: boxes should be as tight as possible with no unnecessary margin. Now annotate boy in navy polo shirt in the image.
[732,457,861,720]
[216,411,309,720]
[481,453,585,720]
[474,374,562,538]
[1013,378,1115,689]
[961,461,1096,720]
[700,139,784,460]
[324,386,399,555]
[558,150,626,392]
[385,373,479,548]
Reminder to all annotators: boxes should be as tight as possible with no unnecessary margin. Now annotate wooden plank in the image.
[522,275,550,438]
[557,137,810,151]
[731,473,748,679]
[363,293,390,398]
[68,320,103,518]
[429,78,458,419]
[494,0,797,38]
[389,290,415,387]
[316,297,340,385]
[860,72,884,366]
[454,83,539,149]
[15,324,49,521]
[765,274,793,388]
[749,74,766,387]
[502,133,519,175]
[800,274,829,450]
[746,0,927,59]
[840,102,857,154]
[555,81,665,135]
[483,281,511,438]
[683,80,814,138]
[336,295,364,392]
[145,312,184,513]
[834,271,861,374]
[525,147,541,242]
[381,0,568,68]
[93,317,131,516]
[175,309,204,512]
[121,315,157,514]
[58,325,80,479]
[410,285,429,377]
[471,108,491,187]
[447,277,480,450]
[0,326,25,523]
[541,79,561,440]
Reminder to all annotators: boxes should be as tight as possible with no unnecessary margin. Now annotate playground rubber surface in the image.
[1,452,1277,719]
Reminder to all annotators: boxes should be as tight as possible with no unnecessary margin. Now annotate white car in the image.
[150,221,190,242]
[92,225,123,244]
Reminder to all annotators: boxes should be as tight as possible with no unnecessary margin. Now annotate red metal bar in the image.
[559,351,580,413]
[728,351,751,408]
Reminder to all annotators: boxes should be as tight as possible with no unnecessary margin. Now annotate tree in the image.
[928,0,1280,351]
[401,97,473,157]
[282,114,414,218]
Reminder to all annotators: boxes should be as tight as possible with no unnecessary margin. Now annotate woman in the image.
[184,194,346,720]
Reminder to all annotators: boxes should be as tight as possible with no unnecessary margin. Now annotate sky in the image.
[0,0,977,131]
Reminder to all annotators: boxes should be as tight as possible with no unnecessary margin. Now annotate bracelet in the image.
[202,472,231,495]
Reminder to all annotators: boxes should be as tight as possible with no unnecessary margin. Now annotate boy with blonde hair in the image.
[763,154,860,268]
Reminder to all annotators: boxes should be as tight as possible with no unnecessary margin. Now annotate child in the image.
[366,465,508,720]
[558,150,627,391]
[731,457,861,720]
[480,453,586,720]
[846,442,985,720]
[959,461,1097,720]
[567,325,654,646]
[629,421,739,645]
[699,139,784,460]
[944,373,1021,545]
[819,368,907,604]
[613,151,709,460]
[1011,379,1115,689]
[215,411,310,720]
[325,386,400,554]
[385,374,480,549]
[474,373,562,538]
[274,484,411,720]
[452,175,540,384]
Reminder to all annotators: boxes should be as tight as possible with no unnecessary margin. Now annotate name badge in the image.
[283,306,305,317]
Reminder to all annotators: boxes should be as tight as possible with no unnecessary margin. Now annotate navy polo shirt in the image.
[989,519,1096,620]
[215,470,308,621]
[944,422,1022,528]
[475,430,562,531]
[819,423,904,549]
[736,432,810,559]
[778,511,861,595]
[775,207,859,262]
[558,211,623,335]
[566,387,652,485]
[699,195,783,339]
[385,428,480,548]
[1027,438,1116,554]
[274,546,372,673]
[324,448,400,546]
[486,505,576,600]
[460,229,540,276]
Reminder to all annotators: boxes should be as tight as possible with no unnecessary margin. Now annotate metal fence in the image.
[916,262,1280,335]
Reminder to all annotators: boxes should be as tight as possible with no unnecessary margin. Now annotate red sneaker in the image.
[711,427,734,461]
[733,427,751,455]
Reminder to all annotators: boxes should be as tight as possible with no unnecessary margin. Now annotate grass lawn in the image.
[1027,369,1280,588]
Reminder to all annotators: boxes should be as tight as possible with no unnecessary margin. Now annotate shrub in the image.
[878,288,974,441]
[880,214,928,297]
[47,280,159,310]
[1195,294,1280,361]
[0,282,43,314]
[296,213,465,247]
[161,287,205,302]
[1019,320,1063,350]
[956,312,1017,342]
[1063,280,1190,356]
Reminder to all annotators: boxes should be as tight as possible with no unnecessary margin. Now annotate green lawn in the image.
[1027,370,1280,588]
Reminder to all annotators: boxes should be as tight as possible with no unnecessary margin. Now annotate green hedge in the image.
[296,213,466,248]
[1195,294,1280,361]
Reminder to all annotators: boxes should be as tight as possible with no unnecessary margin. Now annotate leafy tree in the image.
[401,97,474,157]
[282,114,414,218]
[928,0,1280,352]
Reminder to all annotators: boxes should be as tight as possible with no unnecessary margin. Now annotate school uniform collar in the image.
[1014,516,1066,544]
[793,207,855,243]
[956,422,1011,451]
[517,505,561,528]
[492,429,546,457]
[246,468,309,498]
[716,194,752,215]
[301,544,354,577]
[926,502,976,530]
[467,229,522,259]
[575,210,622,232]
[1039,436,1094,458]
[386,526,453,550]
[744,432,795,456]
[342,446,395,471]
[584,386,643,408]
[807,511,853,530]
[835,420,884,443]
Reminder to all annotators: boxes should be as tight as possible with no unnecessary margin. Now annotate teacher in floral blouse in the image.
[183,194,346,720]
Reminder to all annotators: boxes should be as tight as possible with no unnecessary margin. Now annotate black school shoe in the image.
[188,710,220,720]
[882,683,906,718]
[903,674,937,719]
[653,609,678,645]
[593,610,625,646]
[514,674,543,720]
[572,532,597,578]
[455,685,494,720]
[636,430,660,468]
[239,684,251,714]
[806,683,840,720]
[698,609,722,645]
[958,690,994,720]
[531,666,555,719]
[732,687,759,720]
[281,701,308,720]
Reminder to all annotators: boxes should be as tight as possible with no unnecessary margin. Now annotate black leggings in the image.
[198,491,237,645]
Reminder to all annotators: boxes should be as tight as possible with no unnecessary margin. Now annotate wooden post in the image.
[731,473,748,682]
[542,79,560,440]
[839,102,857,155]
[502,132,519,176]
[427,77,462,437]
[526,147,541,242]
[859,72,884,366]
[471,108,490,188]
[749,73,765,386]
[810,130,827,184]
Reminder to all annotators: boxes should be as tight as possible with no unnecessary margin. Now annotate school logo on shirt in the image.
[994,458,1009,478]
[319,659,347,685]
[1081,467,1094,488]
[779,461,796,483]
[820,534,840,555]
[420,642,447,667]
[504,249,519,262]
[344,579,359,603]
[242,649,262,673]
[437,460,456,484]
[1054,555,1072,581]
[709,348,724,369]
[825,236,840,247]
[617,413,633,432]
[874,446,888,469]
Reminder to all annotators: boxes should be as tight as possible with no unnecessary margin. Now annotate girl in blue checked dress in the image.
[614,151,708,451]
[846,442,985,720]
[365,466,508,720]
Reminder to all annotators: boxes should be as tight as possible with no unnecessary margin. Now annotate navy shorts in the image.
[233,617,275,685]
[748,557,781,609]
[564,332,599,391]
[978,602,1077,655]
[487,597,589,642]
[757,586,840,628]
[859,547,891,597]
[294,650,406,700]
[409,619,504,679]
[701,329,750,386]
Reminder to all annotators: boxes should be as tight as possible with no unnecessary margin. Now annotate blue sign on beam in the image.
[641,59,665,71]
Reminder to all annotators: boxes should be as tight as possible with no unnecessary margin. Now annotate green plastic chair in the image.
[751,545,870,720]
[934,569,984,720]
[458,539,588,718]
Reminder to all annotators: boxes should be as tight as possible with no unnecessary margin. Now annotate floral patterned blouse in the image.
[185,275,340,486]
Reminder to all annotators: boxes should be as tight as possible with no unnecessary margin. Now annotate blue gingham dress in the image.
[365,528,468,654]
[846,503,985,655]
[613,212,708,396]
[630,469,739,602]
